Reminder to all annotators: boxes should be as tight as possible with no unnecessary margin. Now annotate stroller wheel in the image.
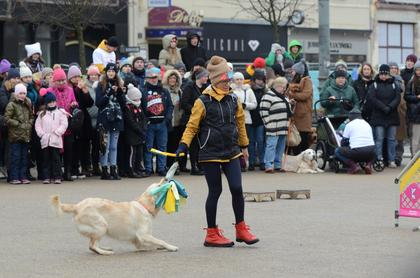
[315,141,327,170]
[373,160,385,172]
[330,160,340,173]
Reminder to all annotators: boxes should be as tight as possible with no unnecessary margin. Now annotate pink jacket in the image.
[49,85,77,113]
[35,108,69,149]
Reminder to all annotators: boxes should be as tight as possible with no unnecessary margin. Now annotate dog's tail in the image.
[50,195,77,216]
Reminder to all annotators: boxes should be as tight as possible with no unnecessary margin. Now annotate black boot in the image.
[110,166,121,180]
[92,164,102,176]
[128,167,142,178]
[190,163,204,175]
[101,166,112,180]
[63,168,74,181]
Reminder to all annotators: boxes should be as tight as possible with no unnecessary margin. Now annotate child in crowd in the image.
[4,84,34,184]
[24,42,44,74]
[35,92,68,184]
[260,77,293,173]
[123,84,147,178]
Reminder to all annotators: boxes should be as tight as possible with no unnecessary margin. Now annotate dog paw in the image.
[167,245,178,252]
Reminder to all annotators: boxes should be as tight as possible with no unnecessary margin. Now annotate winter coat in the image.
[132,68,145,91]
[288,76,313,132]
[141,82,174,127]
[26,82,39,110]
[162,70,183,127]
[180,32,207,71]
[320,80,359,117]
[393,75,407,140]
[35,108,68,149]
[250,85,267,127]
[321,71,354,97]
[364,76,401,127]
[260,89,292,136]
[283,40,303,64]
[0,80,14,115]
[401,67,414,88]
[352,75,374,107]
[180,81,206,125]
[95,80,126,132]
[123,103,146,146]
[25,59,44,74]
[87,80,99,128]
[404,78,420,124]
[72,84,94,137]
[4,96,34,143]
[92,40,116,73]
[231,83,257,125]
[158,34,182,69]
[49,85,77,114]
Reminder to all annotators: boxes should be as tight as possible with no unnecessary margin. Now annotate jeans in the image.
[201,158,244,228]
[9,142,28,181]
[246,125,265,166]
[264,135,287,169]
[374,126,396,162]
[145,122,168,173]
[100,131,119,166]
[335,146,376,166]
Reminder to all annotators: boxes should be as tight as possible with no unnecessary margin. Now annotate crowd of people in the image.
[0,33,419,184]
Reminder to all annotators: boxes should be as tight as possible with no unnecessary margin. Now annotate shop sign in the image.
[146,28,203,39]
[148,6,203,27]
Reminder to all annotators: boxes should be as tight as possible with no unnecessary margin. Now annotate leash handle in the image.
[150,148,185,157]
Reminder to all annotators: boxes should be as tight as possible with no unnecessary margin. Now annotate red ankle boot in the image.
[204,227,234,247]
[235,221,259,245]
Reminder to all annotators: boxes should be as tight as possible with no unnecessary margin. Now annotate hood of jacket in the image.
[288,40,303,57]
[162,69,182,91]
[162,34,177,50]
[186,31,201,48]
[97,40,111,53]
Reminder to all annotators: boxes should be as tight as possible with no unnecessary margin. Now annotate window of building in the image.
[378,22,415,65]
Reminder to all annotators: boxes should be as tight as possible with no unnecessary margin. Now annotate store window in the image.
[378,22,415,65]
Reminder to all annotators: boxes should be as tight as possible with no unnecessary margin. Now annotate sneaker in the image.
[275,168,286,173]
[21,179,31,184]
[54,179,62,184]
[265,168,274,174]
[43,179,51,184]
[77,174,86,179]
[9,180,21,184]
[70,175,78,180]
[389,161,397,168]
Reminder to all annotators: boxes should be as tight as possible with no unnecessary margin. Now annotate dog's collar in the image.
[133,201,153,216]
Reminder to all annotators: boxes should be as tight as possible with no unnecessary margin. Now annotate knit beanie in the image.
[67,65,82,80]
[195,69,209,80]
[41,67,53,79]
[252,69,266,81]
[126,83,141,101]
[174,62,186,72]
[0,59,11,74]
[349,107,362,120]
[6,68,20,80]
[107,36,119,48]
[378,64,390,75]
[283,59,294,70]
[335,59,348,70]
[414,61,420,70]
[233,72,244,80]
[87,65,100,76]
[120,57,134,68]
[25,42,42,58]
[253,57,266,69]
[43,92,56,104]
[19,62,32,78]
[53,68,67,81]
[193,58,206,68]
[292,61,305,75]
[207,56,230,85]
[406,54,418,63]
[334,70,347,79]
[105,63,119,73]
[14,83,27,95]
[146,67,161,78]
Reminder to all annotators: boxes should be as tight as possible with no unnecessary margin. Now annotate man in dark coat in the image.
[180,32,207,72]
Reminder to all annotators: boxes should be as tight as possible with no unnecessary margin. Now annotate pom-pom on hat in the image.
[0,59,11,74]
[126,83,141,101]
[43,92,56,104]
[19,61,32,78]
[25,42,42,58]
[207,55,230,85]
[253,57,266,69]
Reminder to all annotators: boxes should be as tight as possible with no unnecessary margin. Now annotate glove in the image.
[242,103,246,109]
[175,142,188,158]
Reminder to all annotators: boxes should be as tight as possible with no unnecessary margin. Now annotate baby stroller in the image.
[313,99,385,173]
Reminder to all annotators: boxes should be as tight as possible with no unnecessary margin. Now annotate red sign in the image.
[148,6,203,27]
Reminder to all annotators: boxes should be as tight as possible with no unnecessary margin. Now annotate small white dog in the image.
[283,149,324,174]
[50,179,178,255]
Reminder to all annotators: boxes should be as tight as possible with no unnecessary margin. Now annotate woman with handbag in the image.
[95,63,126,180]
[287,60,313,154]
[260,77,293,173]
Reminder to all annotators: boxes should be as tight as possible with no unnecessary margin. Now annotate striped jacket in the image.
[259,89,292,136]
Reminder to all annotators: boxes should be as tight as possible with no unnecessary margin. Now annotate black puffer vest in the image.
[197,93,241,161]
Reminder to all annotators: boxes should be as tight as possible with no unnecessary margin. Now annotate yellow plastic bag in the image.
[163,188,176,214]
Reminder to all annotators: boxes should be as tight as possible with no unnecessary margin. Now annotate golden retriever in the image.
[283,149,324,174]
[50,178,178,255]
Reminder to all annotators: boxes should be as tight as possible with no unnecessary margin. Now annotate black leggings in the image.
[201,158,244,228]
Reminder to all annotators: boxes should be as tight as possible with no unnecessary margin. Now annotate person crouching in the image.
[334,108,376,174]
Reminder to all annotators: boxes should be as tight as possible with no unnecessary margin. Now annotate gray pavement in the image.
[0,166,419,278]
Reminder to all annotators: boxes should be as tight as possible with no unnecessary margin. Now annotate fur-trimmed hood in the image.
[162,69,182,91]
